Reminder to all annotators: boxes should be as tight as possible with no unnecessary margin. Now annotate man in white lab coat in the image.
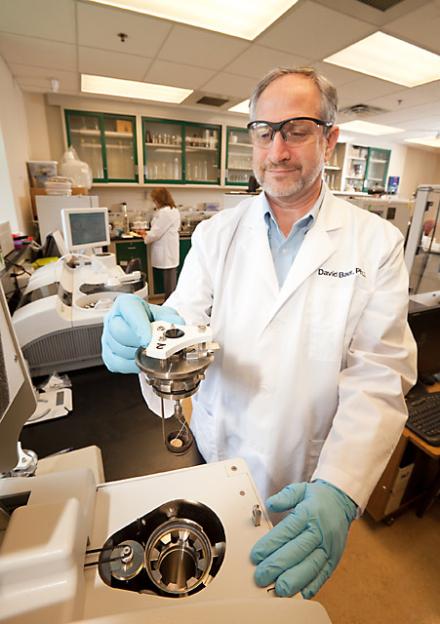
[102,68,417,599]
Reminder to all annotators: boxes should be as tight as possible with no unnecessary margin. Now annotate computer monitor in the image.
[61,207,110,253]
[0,282,37,473]
[408,302,440,381]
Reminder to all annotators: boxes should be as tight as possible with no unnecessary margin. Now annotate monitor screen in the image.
[408,304,440,379]
[0,283,37,472]
[61,208,110,252]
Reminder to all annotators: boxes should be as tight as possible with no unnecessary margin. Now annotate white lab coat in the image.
[140,188,417,509]
[144,206,181,268]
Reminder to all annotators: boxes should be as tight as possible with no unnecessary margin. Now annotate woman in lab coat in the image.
[144,188,181,299]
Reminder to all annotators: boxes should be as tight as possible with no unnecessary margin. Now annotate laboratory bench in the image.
[366,382,440,524]
[20,365,204,483]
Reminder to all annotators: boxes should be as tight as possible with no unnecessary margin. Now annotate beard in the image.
[254,154,325,199]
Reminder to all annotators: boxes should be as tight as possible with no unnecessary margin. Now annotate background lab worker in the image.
[144,187,181,299]
[102,67,417,600]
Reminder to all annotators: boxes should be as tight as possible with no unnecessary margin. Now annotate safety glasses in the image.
[247,117,333,147]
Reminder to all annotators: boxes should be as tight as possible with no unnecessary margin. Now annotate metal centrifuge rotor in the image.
[135,321,219,453]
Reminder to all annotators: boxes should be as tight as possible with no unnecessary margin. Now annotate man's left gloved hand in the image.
[250,480,357,599]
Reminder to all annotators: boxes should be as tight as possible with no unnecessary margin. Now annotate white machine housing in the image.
[12,253,148,376]
[1,281,331,624]
[0,457,331,624]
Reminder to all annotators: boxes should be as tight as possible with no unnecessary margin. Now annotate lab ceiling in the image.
[0,0,439,145]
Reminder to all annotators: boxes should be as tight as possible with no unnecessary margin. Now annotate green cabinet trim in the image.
[363,147,391,193]
[114,239,147,275]
[142,117,221,185]
[225,126,252,187]
[152,238,192,296]
[65,110,138,184]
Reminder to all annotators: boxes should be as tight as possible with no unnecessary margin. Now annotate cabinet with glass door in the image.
[364,148,391,192]
[343,144,369,192]
[225,127,253,186]
[324,142,346,191]
[65,110,138,183]
[143,118,221,184]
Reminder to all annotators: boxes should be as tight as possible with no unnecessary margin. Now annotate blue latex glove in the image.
[251,480,357,599]
[101,293,184,374]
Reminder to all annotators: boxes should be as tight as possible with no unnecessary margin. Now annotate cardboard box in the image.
[384,463,415,516]
[116,120,132,134]
[27,160,57,188]
[0,221,14,257]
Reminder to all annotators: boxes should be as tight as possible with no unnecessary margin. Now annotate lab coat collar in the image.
[240,185,345,331]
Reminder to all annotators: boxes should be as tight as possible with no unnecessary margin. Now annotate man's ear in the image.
[324,126,339,162]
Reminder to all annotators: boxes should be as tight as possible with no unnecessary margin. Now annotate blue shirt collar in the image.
[262,183,325,239]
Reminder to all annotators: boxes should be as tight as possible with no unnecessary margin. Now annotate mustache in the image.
[263,162,301,172]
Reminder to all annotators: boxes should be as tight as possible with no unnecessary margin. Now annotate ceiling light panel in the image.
[228,100,249,115]
[86,0,298,40]
[81,74,192,103]
[325,32,440,88]
[405,136,440,149]
[228,100,250,114]
[338,120,404,135]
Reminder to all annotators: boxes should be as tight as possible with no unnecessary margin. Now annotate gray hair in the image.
[249,67,338,126]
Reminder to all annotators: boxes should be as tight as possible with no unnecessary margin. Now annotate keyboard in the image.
[406,392,440,446]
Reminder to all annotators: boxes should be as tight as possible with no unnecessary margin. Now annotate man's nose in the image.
[267,131,290,161]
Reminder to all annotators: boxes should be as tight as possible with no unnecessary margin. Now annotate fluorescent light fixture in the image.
[325,32,440,87]
[338,120,403,136]
[405,136,440,149]
[87,0,298,40]
[81,74,192,103]
[228,99,250,114]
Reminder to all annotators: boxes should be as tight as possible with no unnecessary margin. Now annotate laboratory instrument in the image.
[136,321,218,453]
[12,208,147,376]
[0,282,331,624]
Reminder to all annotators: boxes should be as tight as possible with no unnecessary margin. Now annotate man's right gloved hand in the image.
[101,293,184,374]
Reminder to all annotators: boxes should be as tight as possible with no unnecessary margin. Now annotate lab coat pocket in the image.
[305,439,325,481]
[306,284,345,362]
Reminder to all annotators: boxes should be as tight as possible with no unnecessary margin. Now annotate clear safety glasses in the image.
[247,117,333,148]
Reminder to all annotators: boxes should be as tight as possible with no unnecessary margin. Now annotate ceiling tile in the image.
[396,115,440,131]
[222,45,311,79]
[385,1,440,54]
[313,62,366,87]
[78,46,152,81]
[144,60,215,89]
[17,76,79,94]
[9,63,79,92]
[337,75,404,108]
[365,80,440,112]
[157,24,249,70]
[77,1,172,57]
[15,79,47,93]
[257,1,375,59]
[0,0,76,43]
[0,33,76,70]
[365,98,440,132]
[201,72,257,99]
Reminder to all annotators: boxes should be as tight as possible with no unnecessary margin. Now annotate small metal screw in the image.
[252,504,262,527]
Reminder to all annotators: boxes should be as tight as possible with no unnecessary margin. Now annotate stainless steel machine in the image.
[136,321,218,453]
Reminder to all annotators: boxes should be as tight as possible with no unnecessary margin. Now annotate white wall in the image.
[23,92,51,160]
[0,56,31,233]
[0,125,15,231]
[399,146,440,199]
